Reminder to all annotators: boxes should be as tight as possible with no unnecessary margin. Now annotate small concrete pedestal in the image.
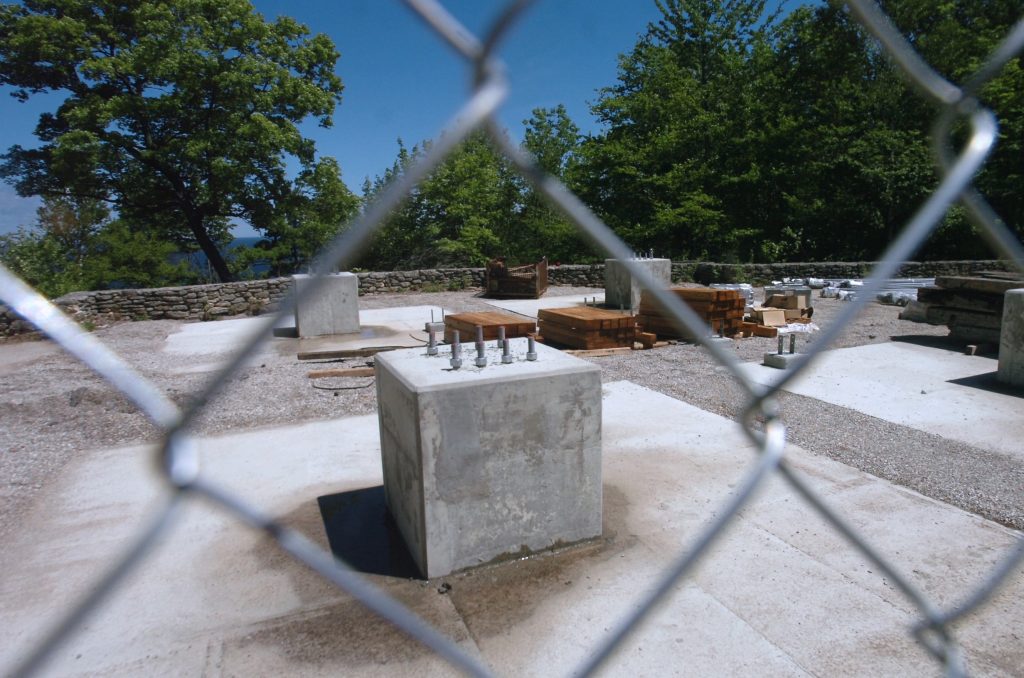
[375,341,602,578]
[292,273,360,338]
[998,289,1024,387]
[605,258,672,311]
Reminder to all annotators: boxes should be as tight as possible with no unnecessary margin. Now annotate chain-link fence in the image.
[3,1,1024,676]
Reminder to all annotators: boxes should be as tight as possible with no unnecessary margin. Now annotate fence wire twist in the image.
[3,1,1024,676]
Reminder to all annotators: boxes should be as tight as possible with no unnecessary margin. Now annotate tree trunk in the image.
[187,215,233,282]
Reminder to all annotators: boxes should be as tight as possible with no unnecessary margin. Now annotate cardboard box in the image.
[752,307,787,327]
[784,308,805,320]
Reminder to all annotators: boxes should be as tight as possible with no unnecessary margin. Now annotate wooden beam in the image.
[297,346,405,361]
[307,366,376,379]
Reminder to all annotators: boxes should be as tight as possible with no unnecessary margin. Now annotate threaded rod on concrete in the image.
[427,327,438,356]
[789,334,796,354]
[777,336,784,355]
[450,331,462,369]
[527,335,537,361]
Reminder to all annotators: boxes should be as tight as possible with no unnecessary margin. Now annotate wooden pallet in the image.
[537,307,637,349]
[443,311,536,344]
[484,257,548,299]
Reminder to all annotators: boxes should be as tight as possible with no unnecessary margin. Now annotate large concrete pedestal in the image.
[292,273,360,338]
[375,341,602,578]
[998,289,1024,387]
[605,258,672,311]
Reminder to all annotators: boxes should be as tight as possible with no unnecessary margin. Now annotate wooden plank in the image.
[564,346,635,357]
[307,366,376,379]
[917,286,1005,313]
[297,346,403,361]
[934,276,1024,295]
[753,325,779,338]
[537,321,634,349]
[444,311,536,343]
[537,307,635,330]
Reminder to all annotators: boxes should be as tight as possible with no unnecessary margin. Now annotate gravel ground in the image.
[1,285,1021,546]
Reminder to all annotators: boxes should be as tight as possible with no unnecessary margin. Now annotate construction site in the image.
[1,265,1022,676]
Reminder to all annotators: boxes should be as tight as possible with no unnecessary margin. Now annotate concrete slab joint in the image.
[998,288,1024,387]
[375,341,603,578]
[292,273,360,338]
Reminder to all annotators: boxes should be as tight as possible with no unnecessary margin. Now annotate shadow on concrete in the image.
[947,371,1024,397]
[316,486,423,579]
[890,334,978,351]
[272,326,298,338]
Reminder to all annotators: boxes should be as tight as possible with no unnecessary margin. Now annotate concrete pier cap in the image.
[605,258,672,312]
[375,339,603,578]
[292,272,360,338]
[998,288,1024,387]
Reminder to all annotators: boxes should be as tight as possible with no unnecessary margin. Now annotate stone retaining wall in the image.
[0,259,1011,337]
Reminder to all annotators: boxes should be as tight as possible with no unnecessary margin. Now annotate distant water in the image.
[173,236,270,277]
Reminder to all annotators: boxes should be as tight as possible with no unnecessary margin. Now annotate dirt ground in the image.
[2,285,1021,547]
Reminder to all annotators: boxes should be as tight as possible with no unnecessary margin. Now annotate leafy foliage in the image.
[0,0,354,281]
[0,195,195,296]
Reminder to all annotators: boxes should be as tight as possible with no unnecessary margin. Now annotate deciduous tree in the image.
[0,0,352,281]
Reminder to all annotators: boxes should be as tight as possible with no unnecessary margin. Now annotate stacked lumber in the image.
[537,307,637,349]
[444,311,536,344]
[911,272,1024,343]
[636,287,745,339]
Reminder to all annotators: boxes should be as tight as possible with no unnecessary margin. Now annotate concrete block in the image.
[998,289,1024,387]
[292,273,360,338]
[605,258,672,311]
[375,340,602,578]
[763,352,803,369]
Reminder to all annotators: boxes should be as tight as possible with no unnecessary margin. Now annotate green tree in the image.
[0,195,193,296]
[0,0,349,282]
[520,105,593,263]
[576,0,778,260]
[362,133,516,269]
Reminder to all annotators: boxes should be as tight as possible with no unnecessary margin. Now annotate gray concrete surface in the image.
[376,341,602,578]
[163,306,443,371]
[1,382,1021,676]
[293,272,360,337]
[740,341,1024,460]
[999,288,1024,387]
[604,258,671,311]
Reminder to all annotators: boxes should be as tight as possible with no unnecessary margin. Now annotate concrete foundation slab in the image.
[163,306,444,367]
[604,258,672,311]
[2,383,1022,676]
[375,341,603,578]
[998,289,1024,387]
[739,341,1024,459]
[293,272,360,337]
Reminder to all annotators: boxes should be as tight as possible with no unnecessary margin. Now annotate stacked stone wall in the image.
[0,259,1011,337]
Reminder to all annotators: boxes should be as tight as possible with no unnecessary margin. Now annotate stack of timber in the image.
[537,307,638,349]
[444,311,536,344]
[485,257,548,299]
[912,271,1024,343]
[636,287,745,339]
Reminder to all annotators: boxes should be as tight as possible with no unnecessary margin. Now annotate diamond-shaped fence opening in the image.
[2,1,1023,676]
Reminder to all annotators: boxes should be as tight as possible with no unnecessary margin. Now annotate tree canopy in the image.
[0,0,357,282]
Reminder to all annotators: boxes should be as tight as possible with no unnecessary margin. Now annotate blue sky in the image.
[0,1,781,237]
[0,0,664,236]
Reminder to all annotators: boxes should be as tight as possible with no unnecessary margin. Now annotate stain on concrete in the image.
[220,580,471,669]
[443,484,633,640]
[216,484,632,669]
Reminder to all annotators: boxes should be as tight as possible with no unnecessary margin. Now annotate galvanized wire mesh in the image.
[3,1,1024,676]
